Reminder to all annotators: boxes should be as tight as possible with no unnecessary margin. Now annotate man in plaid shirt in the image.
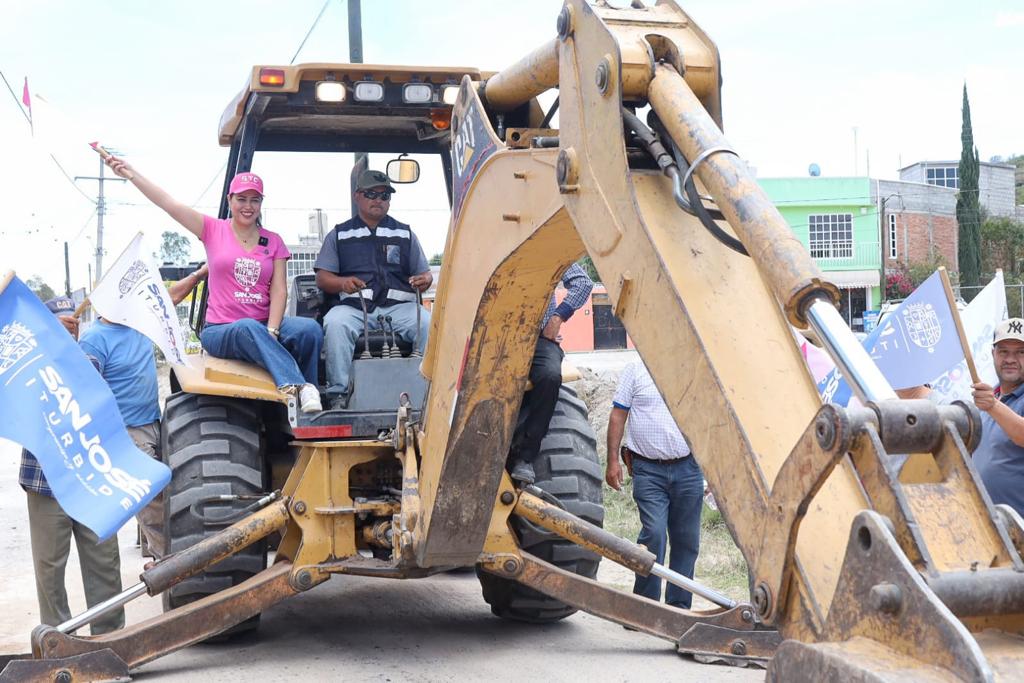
[605,359,703,608]
[19,297,125,633]
[508,262,593,484]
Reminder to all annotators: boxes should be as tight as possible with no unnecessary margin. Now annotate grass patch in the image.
[602,476,750,603]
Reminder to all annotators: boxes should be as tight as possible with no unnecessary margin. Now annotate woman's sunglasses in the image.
[360,190,392,201]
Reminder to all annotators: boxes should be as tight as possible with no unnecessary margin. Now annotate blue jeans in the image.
[632,455,703,608]
[201,317,323,388]
[323,302,431,397]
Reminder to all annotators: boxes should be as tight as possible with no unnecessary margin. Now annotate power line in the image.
[0,69,31,126]
[290,0,332,64]
[190,161,228,207]
[2,68,97,205]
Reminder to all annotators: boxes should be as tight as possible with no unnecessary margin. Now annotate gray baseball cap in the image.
[355,169,396,193]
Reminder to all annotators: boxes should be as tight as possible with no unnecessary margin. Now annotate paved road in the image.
[0,438,761,682]
[132,572,763,682]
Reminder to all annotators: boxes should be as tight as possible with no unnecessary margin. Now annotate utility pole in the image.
[76,154,125,281]
[64,241,71,296]
[852,126,859,176]
[349,0,368,216]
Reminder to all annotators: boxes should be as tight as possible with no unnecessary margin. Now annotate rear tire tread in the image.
[478,384,604,623]
[161,393,268,636]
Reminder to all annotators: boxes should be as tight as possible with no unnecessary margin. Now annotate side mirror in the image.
[387,155,420,184]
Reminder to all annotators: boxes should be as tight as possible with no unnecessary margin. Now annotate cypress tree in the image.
[957,84,983,294]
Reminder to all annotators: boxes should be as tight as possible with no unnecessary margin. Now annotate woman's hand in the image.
[105,154,135,180]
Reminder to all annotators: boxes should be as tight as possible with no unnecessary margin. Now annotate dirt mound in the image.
[568,366,623,463]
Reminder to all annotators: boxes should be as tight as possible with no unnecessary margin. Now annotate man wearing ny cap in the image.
[972,318,1024,517]
[315,169,432,407]
[605,359,703,608]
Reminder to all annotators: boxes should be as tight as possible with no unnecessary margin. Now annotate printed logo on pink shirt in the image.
[234,257,261,288]
[233,257,264,305]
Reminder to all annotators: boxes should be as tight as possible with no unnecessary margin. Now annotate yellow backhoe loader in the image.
[4,1,1024,681]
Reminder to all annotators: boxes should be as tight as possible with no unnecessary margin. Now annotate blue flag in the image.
[819,270,964,404]
[0,276,170,540]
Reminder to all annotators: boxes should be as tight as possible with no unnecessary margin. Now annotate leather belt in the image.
[623,446,687,464]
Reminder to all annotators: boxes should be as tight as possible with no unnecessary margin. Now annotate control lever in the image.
[358,292,372,359]
[384,315,401,358]
[377,314,391,357]
[412,291,423,358]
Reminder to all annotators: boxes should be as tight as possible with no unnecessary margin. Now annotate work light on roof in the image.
[353,81,384,102]
[403,83,433,104]
[441,85,460,106]
[315,81,346,102]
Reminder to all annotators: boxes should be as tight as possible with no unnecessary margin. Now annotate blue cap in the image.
[44,296,74,315]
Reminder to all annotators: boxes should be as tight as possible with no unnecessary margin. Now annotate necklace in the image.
[233,225,259,248]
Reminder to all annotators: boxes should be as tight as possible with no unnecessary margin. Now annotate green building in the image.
[759,177,880,330]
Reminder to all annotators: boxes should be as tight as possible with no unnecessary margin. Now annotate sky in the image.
[1,0,1021,294]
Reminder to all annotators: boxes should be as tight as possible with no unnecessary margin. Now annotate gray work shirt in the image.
[314,215,430,276]
[974,383,1024,516]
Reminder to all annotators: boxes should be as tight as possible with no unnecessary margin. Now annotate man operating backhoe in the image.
[315,169,433,408]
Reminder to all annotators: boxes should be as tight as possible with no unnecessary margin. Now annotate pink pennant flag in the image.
[21,77,30,110]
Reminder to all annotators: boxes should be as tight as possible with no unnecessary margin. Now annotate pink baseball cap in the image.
[228,172,264,196]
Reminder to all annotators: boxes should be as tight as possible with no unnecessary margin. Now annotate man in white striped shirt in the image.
[606,360,703,608]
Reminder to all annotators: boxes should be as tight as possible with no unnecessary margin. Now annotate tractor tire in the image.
[160,392,268,635]
[478,384,604,623]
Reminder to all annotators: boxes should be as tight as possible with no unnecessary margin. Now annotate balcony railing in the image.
[807,241,880,271]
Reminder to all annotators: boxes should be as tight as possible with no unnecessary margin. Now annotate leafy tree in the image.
[956,84,983,296]
[26,275,55,302]
[981,217,1024,277]
[428,252,443,266]
[578,255,600,283]
[159,231,192,265]
[1007,153,1024,205]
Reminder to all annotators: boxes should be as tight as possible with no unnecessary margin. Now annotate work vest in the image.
[331,216,418,313]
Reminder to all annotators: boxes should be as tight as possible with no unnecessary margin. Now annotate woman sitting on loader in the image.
[105,157,323,413]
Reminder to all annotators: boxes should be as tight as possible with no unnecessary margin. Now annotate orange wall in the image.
[556,284,634,352]
[556,287,594,352]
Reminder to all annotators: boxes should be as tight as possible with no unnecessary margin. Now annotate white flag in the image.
[929,270,1007,404]
[89,232,190,366]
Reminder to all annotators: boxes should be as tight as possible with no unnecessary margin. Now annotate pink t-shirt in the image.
[201,215,290,324]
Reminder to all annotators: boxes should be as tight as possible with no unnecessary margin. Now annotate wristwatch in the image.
[267,326,280,337]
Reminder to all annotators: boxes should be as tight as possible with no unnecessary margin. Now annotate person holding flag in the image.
[20,273,204,630]
[102,154,323,413]
[18,297,124,634]
[78,266,207,557]
[971,319,1024,517]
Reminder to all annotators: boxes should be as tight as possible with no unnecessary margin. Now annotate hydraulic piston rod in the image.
[516,490,736,609]
[647,65,894,402]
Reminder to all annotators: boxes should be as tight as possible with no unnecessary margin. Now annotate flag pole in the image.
[0,271,16,297]
[938,266,980,384]
[72,298,91,319]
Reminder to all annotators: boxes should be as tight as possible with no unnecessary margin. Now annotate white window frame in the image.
[925,166,958,189]
[888,213,898,259]
[808,213,854,260]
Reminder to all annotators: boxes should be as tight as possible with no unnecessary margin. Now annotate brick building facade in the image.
[883,211,958,270]
[875,178,958,277]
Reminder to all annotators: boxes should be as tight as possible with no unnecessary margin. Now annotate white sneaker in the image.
[299,384,322,413]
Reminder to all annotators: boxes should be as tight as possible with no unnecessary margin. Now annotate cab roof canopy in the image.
[218,63,482,154]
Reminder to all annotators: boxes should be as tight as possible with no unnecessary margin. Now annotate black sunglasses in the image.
[360,189,392,201]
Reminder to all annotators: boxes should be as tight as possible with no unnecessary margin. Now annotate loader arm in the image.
[415,1,1024,679]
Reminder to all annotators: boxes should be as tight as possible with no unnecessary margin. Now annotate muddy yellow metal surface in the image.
[276,440,392,583]
[172,354,287,404]
[219,62,482,144]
